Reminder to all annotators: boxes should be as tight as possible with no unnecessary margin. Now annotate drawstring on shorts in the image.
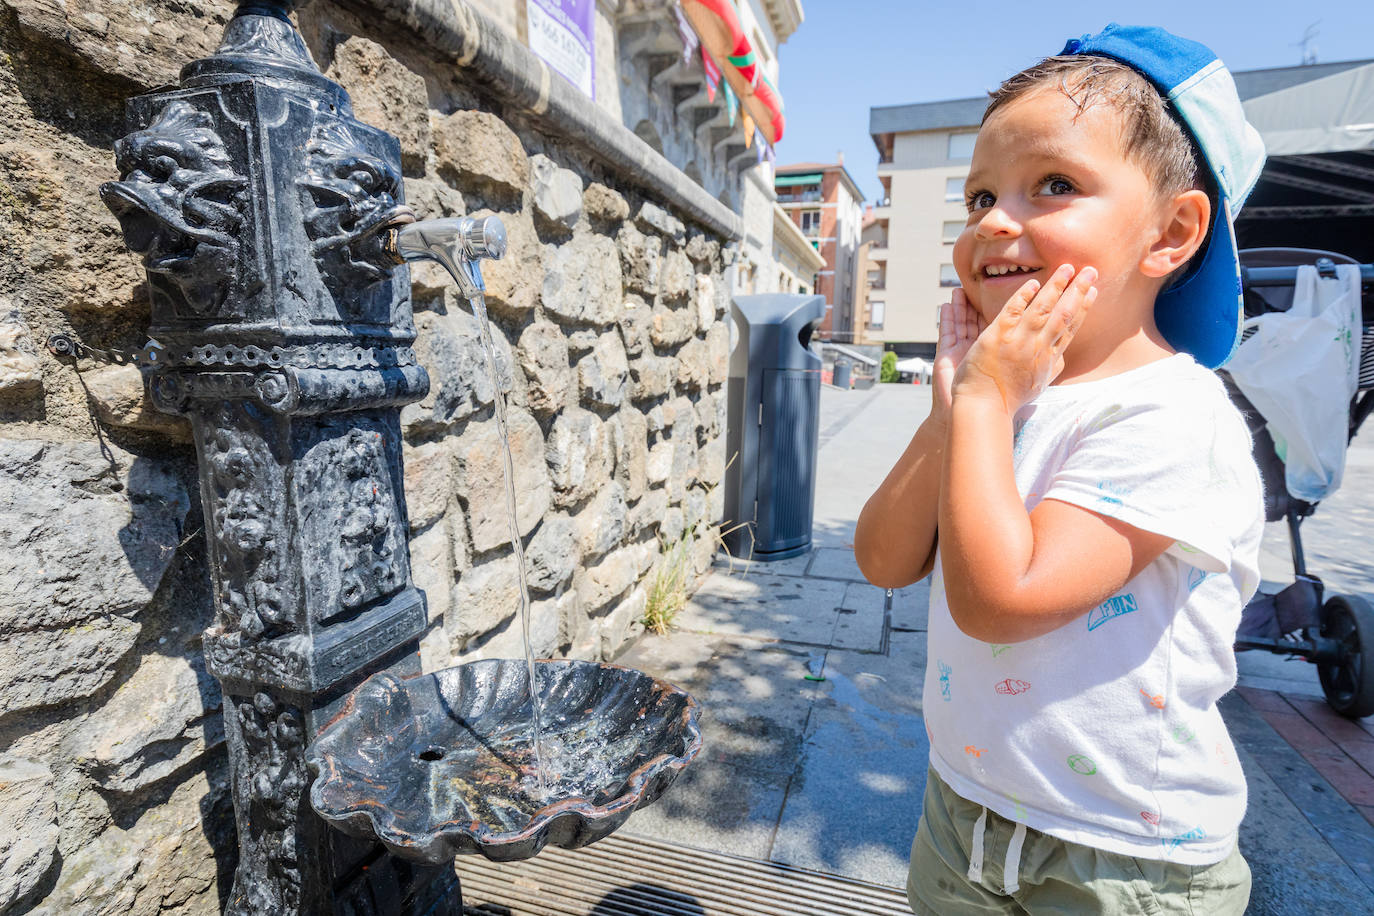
[967,806,1028,896]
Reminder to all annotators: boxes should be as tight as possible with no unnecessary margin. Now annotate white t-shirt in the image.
[924,353,1264,865]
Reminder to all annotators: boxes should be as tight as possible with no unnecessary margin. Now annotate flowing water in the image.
[466,290,548,797]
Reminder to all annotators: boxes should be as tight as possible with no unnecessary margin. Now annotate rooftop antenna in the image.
[1294,21,1320,65]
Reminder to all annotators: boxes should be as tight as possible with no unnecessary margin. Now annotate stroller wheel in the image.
[1318,595,1374,719]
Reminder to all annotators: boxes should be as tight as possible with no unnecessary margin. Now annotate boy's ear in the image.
[1140,189,1211,279]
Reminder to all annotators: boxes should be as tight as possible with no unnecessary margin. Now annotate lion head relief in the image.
[298,118,413,291]
[101,101,248,316]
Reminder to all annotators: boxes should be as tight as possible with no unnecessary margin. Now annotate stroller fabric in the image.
[1226,264,1363,502]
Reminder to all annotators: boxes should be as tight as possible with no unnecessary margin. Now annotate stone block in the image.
[7,0,227,90]
[403,440,453,533]
[326,35,431,174]
[660,506,685,544]
[26,768,229,915]
[583,182,629,224]
[529,154,584,229]
[402,309,516,434]
[0,440,189,715]
[405,176,466,221]
[524,512,578,593]
[694,274,718,331]
[650,301,696,348]
[577,330,629,408]
[454,408,551,554]
[617,223,661,296]
[575,481,627,558]
[448,552,520,644]
[474,208,541,319]
[685,231,720,267]
[0,140,147,318]
[618,295,652,356]
[631,487,669,536]
[82,363,192,441]
[601,586,647,658]
[685,486,708,529]
[675,337,709,391]
[516,321,570,416]
[418,619,453,674]
[614,407,648,501]
[0,314,42,401]
[578,544,643,613]
[695,391,722,438]
[68,652,223,795]
[542,233,623,325]
[636,201,685,244]
[545,407,611,507]
[629,352,674,401]
[432,109,529,199]
[0,755,58,912]
[659,249,693,302]
[699,434,727,487]
[455,597,558,662]
[668,436,698,502]
[705,321,730,385]
[410,520,455,631]
[646,440,673,486]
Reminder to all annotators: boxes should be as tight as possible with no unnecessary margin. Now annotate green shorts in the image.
[907,767,1250,915]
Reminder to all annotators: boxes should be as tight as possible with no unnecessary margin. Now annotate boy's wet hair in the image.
[984,55,1203,200]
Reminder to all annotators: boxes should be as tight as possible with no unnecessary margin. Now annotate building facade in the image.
[774,159,864,340]
[868,57,1374,359]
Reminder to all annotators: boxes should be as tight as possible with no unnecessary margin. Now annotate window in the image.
[942,220,963,243]
[947,132,977,161]
[944,177,965,202]
[869,302,885,328]
[939,264,960,287]
[800,210,822,235]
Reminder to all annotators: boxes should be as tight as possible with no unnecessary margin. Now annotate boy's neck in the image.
[1054,287,1178,385]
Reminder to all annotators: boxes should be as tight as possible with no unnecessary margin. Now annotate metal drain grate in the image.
[458,832,912,916]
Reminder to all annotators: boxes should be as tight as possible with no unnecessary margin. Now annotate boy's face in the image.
[953,88,1170,326]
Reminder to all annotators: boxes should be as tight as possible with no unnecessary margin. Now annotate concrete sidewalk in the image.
[615,384,1374,914]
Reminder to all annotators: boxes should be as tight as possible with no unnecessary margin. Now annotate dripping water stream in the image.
[468,290,548,797]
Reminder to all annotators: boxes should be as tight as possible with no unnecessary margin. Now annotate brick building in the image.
[774,159,864,340]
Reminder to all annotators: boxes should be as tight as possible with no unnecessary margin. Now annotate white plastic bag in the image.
[1227,264,1362,502]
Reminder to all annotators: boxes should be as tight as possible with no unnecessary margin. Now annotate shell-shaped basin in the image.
[306,659,702,864]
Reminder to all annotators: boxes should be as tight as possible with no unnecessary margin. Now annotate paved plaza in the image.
[606,384,1374,913]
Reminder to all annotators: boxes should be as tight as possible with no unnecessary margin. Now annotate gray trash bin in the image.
[722,294,825,561]
[832,358,852,389]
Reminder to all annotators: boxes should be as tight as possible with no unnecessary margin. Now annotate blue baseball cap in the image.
[1061,24,1266,368]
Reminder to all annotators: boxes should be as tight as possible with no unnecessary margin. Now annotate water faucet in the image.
[388,215,508,300]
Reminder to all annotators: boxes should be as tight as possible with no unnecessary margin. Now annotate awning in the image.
[1243,62,1374,156]
[776,173,822,187]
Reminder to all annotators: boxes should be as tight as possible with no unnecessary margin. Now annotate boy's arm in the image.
[854,415,945,587]
[855,291,983,588]
[941,266,1173,643]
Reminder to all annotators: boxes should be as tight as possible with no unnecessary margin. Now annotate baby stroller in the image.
[1225,248,1374,718]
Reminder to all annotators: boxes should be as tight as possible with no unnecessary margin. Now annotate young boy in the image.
[853,25,1267,914]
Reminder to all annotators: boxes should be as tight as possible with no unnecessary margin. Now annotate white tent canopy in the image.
[1243,62,1374,156]
[893,356,930,377]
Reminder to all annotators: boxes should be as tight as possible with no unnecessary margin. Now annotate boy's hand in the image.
[932,288,984,423]
[954,264,1098,414]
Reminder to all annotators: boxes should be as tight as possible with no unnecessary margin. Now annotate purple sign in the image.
[527,0,595,99]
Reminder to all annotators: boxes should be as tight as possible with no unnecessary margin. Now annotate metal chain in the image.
[47,335,415,371]
[46,335,166,367]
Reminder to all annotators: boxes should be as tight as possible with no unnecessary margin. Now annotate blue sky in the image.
[775,1,1374,201]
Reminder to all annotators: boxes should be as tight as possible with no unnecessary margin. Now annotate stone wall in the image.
[0,1,731,912]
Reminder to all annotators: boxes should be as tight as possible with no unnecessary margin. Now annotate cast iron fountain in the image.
[85,2,702,913]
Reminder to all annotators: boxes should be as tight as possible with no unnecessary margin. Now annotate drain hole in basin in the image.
[418,746,445,762]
